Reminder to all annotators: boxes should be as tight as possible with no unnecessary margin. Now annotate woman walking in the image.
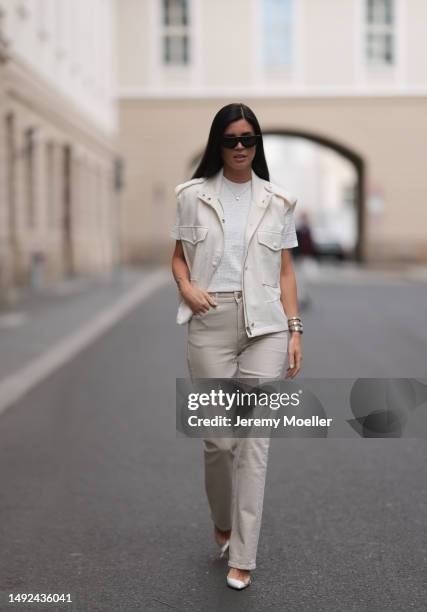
[170,103,303,590]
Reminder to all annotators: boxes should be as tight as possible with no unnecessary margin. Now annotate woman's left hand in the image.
[285,332,302,379]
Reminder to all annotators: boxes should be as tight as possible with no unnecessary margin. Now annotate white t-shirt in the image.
[206,171,252,291]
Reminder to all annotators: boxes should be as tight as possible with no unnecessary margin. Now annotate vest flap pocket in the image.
[263,283,281,301]
[257,230,282,251]
[178,226,209,244]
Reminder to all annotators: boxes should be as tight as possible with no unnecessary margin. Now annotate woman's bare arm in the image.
[280,249,302,378]
[171,241,217,314]
[279,249,299,319]
[171,240,192,294]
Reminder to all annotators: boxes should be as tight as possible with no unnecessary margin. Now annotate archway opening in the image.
[189,130,365,262]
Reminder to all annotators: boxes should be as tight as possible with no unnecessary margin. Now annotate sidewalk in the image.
[0,265,171,413]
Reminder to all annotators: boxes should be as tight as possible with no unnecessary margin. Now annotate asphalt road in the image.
[0,275,426,611]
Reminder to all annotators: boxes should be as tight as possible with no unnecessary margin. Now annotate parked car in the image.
[312,239,347,261]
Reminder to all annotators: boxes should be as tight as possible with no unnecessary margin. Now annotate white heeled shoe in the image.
[226,574,252,590]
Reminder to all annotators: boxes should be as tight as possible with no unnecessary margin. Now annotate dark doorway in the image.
[62,145,74,276]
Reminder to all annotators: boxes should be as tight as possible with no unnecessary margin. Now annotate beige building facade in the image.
[117,0,427,264]
[0,1,120,306]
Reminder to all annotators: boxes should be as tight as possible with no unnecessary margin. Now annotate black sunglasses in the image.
[221,134,260,149]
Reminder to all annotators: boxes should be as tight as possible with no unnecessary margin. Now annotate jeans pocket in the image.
[193,302,219,319]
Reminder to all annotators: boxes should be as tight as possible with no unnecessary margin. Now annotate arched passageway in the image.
[190,129,365,262]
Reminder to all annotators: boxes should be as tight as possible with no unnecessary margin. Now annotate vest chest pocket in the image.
[178,226,209,280]
[178,226,209,244]
[257,229,282,287]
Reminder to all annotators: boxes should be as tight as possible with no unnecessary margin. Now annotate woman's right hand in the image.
[180,283,217,315]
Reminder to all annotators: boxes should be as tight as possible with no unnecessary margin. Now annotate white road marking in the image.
[0,268,171,416]
[0,313,28,329]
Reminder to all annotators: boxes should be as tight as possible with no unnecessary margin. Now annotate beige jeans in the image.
[187,290,288,570]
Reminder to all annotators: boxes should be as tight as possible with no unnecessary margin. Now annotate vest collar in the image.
[197,167,273,253]
[200,167,269,207]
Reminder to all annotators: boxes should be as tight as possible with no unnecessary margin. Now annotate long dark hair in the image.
[191,103,270,181]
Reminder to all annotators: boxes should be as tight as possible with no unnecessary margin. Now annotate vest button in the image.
[251,322,255,327]
[222,218,225,223]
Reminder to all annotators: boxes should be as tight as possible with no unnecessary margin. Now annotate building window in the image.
[161,0,190,65]
[262,0,294,68]
[365,0,395,66]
